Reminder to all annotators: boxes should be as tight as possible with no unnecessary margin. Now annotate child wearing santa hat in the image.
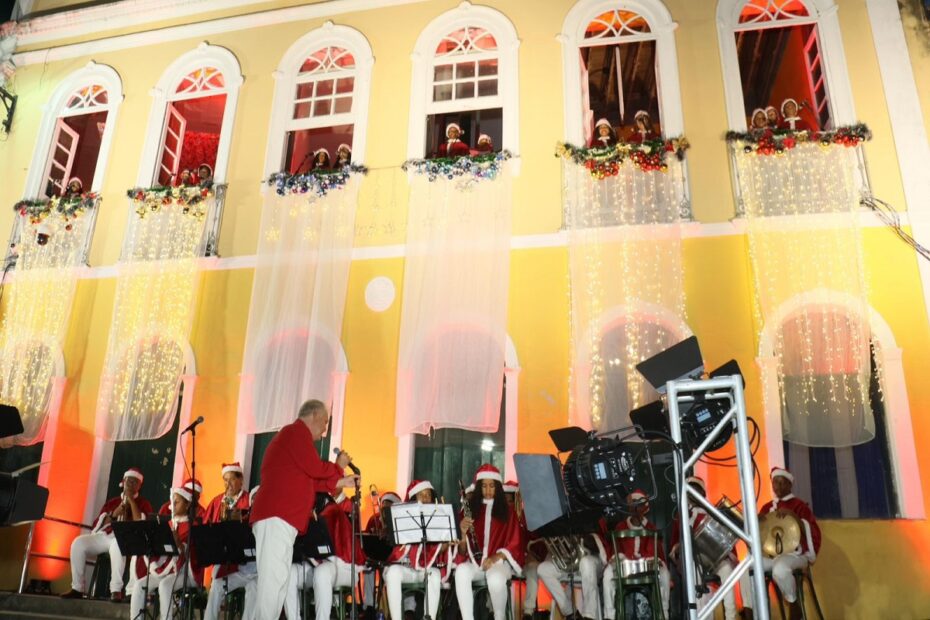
[438,123,470,157]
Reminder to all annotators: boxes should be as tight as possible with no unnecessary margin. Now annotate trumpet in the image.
[115,494,130,522]
[459,480,482,565]
[222,495,240,521]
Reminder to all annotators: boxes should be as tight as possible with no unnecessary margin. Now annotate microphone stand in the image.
[172,425,197,620]
[350,471,361,620]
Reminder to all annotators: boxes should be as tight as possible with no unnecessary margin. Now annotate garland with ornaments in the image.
[126,185,214,220]
[267,164,368,198]
[402,150,513,185]
[556,138,690,179]
[725,123,871,155]
[14,193,99,225]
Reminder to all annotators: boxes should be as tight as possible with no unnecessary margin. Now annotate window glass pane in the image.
[455,82,475,99]
[336,77,355,94]
[477,79,498,97]
[739,0,809,24]
[293,102,312,119]
[433,84,453,102]
[313,99,332,117]
[295,82,314,100]
[333,97,352,114]
[316,79,334,97]
[478,59,498,77]
[283,124,355,175]
[584,9,651,39]
[434,64,454,82]
[456,62,476,79]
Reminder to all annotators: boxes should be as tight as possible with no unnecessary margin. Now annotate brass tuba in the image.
[542,536,588,573]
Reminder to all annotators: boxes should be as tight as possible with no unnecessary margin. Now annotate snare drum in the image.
[693,496,743,573]
[618,557,659,579]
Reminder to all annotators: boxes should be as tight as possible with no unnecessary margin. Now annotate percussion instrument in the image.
[693,496,743,572]
[619,557,659,579]
[760,509,802,558]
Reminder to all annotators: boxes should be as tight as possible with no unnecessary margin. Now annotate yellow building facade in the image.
[1,0,930,616]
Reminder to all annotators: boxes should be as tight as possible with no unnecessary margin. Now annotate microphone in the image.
[333,447,361,475]
[181,416,204,435]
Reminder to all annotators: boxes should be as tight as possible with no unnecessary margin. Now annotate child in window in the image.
[628,110,659,143]
[474,134,494,154]
[335,144,352,167]
[589,118,617,149]
[197,164,214,188]
[176,169,194,187]
[62,177,83,198]
[438,122,470,157]
[779,98,811,132]
[312,148,332,171]
[749,108,771,137]
[765,105,779,128]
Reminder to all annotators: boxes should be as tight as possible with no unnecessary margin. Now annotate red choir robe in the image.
[313,501,367,567]
[759,494,821,560]
[627,129,660,144]
[203,490,251,579]
[364,514,384,534]
[608,516,665,562]
[459,499,524,574]
[91,495,154,535]
[588,135,616,149]
[438,139,470,157]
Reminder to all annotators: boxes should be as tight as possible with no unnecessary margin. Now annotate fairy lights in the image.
[95,192,214,441]
[563,155,688,431]
[735,140,875,447]
[0,199,99,444]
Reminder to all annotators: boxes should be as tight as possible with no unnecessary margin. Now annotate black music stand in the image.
[113,518,177,620]
[292,519,334,620]
[192,522,255,620]
[384,502,458,620]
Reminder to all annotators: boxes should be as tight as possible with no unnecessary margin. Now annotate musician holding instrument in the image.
[249,400,358,620]
[203,462,254,620]
[362,490,402,617]
[383,480,451,620]
[740,467,821,620]
[454,464,524,620]
[536,515,607,620]
[602,490,670,620]
[309,491,368,620]
[61,467,153,602]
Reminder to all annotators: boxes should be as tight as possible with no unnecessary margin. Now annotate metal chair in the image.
[769,566,825,620]
[610,530,664,620]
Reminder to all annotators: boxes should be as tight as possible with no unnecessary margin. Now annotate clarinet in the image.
[458,480,482,565]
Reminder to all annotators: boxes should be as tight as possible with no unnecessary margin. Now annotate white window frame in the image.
[22,61,124,197]
[756,290,925,519]
[407,1,520,159]
[396,334,520,493]
[263,21,374,176]
[559,0,685,144]
[716,0,857,131]
[136,42,243,186]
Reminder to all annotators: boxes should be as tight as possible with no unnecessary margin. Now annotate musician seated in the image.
[129,486,205,620]
[203,463,255,620]
[61,467,152,602]
[362,491,402,617]
[602,490,670,620]
[536,523,607,620]
[740,467,821,620]
[157,478,206,520]
[384,480,452,620]
[669,477,737,620]
[455,464,524,620]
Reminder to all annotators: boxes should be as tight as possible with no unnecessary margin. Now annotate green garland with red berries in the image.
[725,123,871,155]
[556,137,690,179]
[14,193,100,225]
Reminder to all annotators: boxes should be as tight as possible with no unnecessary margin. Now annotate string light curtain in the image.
[395,162,512,436]
[237,176,361,434]
[95,191,213,441]
[0,205,95,445]
[563,158,688,432]
[736,141,874,447]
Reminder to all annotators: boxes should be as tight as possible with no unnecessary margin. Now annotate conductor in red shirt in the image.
[249,399,357,620]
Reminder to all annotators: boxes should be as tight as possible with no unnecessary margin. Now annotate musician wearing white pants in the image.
[313,557,362,620]
[455,559,514,620]
[205,563,258,620]
[602,560,670,620]
[253,517,298,619]
[69,531,126,596]
[521,558,539,617]
[537,554,604,620]
[738,554,810,609]
[384,565,441,620]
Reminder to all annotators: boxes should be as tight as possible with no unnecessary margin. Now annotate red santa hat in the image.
[222,462,243,476]
[406,480,434,501]
[594,118,611,130]
[182,478,202,495]
[751,108,767,123]
[780,98,799,116]
[67,176,83,189]
[634,109,650,121]
[314,147,330,157]
[474,464,502,484]
[337,143,352,153]
[686,476,706,493]
[628,489,647,502]
[119,467,144,487]
[764,105,778,115]
[172,486,193,503]
[478,133,492,144]
[381,491,402,506]
[770,466,794,483]
[502,480,519,493]
[197,163,213,176]
[446,122,462,136]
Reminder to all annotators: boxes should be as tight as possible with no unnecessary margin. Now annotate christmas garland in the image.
[14,193,100,224]
[556,138,690,178]
[401,150,513,184]
[725,123,871,155]
[126,185,214,220]
[267,164,368,198]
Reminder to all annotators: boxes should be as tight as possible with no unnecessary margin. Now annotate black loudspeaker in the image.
[513,454,571,532]
[0,475,49,526]
[0,404,24,439]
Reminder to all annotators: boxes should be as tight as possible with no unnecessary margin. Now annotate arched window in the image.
[23,62,123,198]
[136,43,243,186]
[263,23,374,176]
[560,0,685,145]
[717,0,857,130]
[407,2,520,158]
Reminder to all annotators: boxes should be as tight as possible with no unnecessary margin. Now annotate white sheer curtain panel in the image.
[237,179,360,434]
[0,206,94,445]
[95,193,213,441]
[563,158,688,432]
[736,143,874,447]
[395,167,512,436]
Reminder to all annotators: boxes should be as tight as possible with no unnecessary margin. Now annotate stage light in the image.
[480,439,494,452]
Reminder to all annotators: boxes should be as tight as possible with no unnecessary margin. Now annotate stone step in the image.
[0,592,126,620]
